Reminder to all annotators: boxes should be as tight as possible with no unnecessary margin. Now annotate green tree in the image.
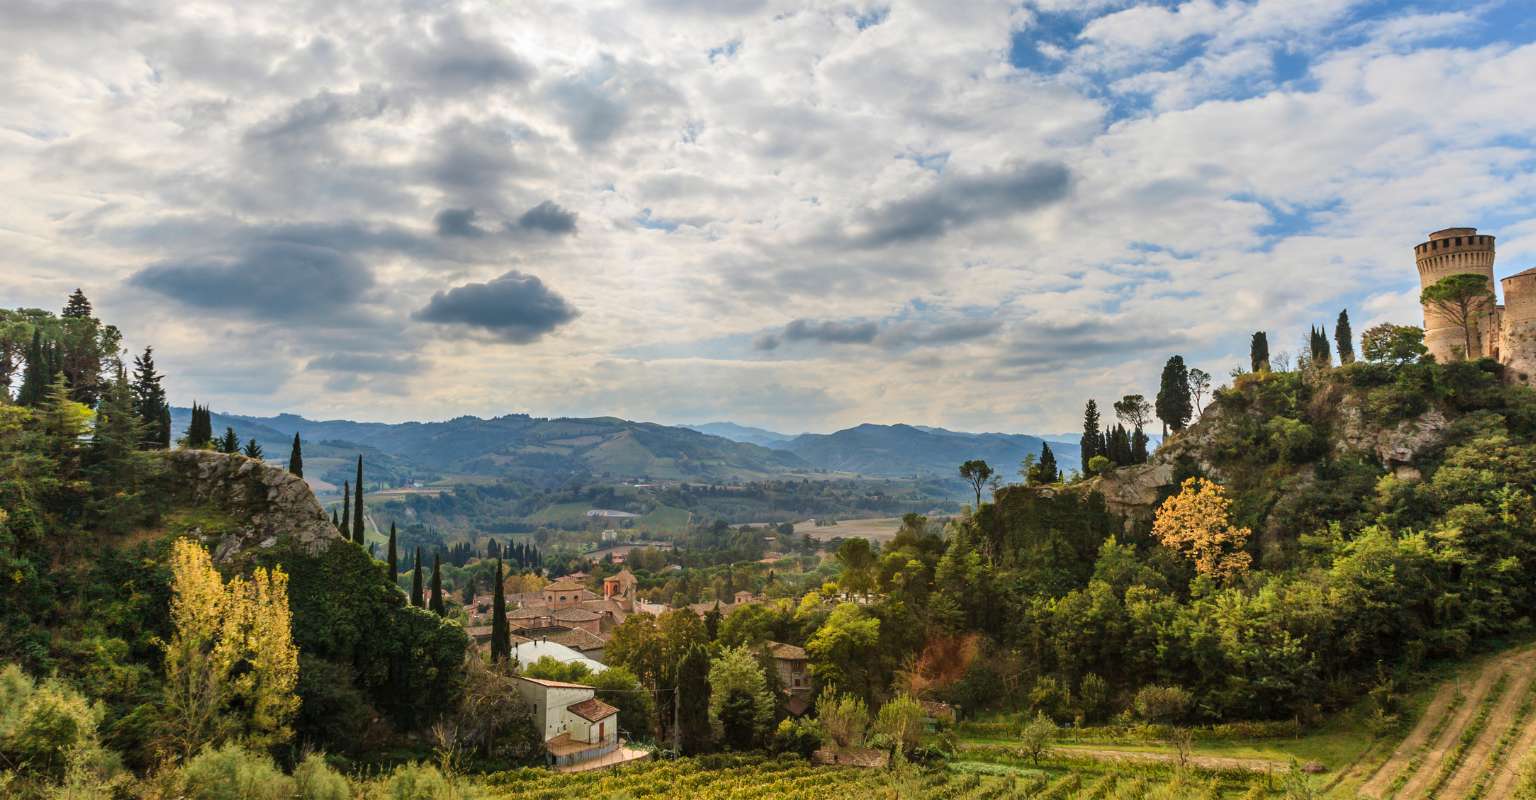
[815,685,868,748]
[387,522,398,581]
[1361,324,1427,365]
[1335,310,1356,364]
[183,403,213,448]
[873,694,925,758]
[707,645,774,747]
[130,346,170,449]
[490,559,510,662]
[1250,331,1270,372]
[1028,442,1059,484]
[676,645,713,755]
[1421,273,1495,359]
[217,426,240,454]
[1155,355,1192,435]
[16,329,49,407]
[836,538,876,599]
[589,666,653,741]
[430,553,446,616]
[287,433,302,477]
[1079,399,1103,468]
[339,482,351,539]
[958,459,993,509]
[1187,368,1211,420]
[243,438,263,459]
[410,547,425,608]
[1019,711,1056,765]
[1309,325,1332,366]
[806,603,881,701]
[352,456,365,545]
[1114,395,1153,463]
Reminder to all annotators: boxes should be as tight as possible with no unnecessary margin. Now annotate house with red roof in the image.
[515,675,620,768]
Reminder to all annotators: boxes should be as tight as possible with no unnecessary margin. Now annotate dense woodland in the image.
[6,293,1536,798]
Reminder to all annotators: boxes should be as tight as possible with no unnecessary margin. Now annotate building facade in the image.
[1415,227,1536,383]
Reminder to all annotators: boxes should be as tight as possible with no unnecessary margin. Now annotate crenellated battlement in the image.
[1415,227,1535,384]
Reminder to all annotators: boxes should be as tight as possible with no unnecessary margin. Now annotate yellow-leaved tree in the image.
[1151,477,1252,581]
[159,538,299,758]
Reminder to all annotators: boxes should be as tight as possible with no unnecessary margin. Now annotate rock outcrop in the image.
[162,450,342,562]
[1091,463,1175,526]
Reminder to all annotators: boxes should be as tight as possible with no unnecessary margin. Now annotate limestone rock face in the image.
[1374,410,1448,468]
[162,450,342,562]
[1092,462,1175,527]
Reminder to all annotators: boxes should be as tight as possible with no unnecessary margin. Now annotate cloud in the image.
[848,162,1073,247]
[755,318,880,350]
[517,200,578,234]
[129,240,373,319]
[413,271,579,343]
[245,85,394,144]
[434,208,487,238]
[307,352,425,374]
[382,14,533,94]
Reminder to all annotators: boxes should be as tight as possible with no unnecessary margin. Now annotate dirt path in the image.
[1440,651,1536,798]
[1358,681,1461,798]
[1486,668,1536,798]
[1359,645,1536,800]
[1049,746,1287,774]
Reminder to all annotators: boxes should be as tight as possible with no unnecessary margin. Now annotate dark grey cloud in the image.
[755,318,879,350]
[878,318,999,348]
[384,15,532,95]
[245,85,394,144]
[413,270,578,343]
[308,352,424,374]
[517,200,578,234]
[426,118,525,196]
[547,78,629,149]
[129,240,374,319]
[435,208,487,238]
[852,162,1072,247]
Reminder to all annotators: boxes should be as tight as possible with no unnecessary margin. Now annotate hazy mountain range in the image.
[174,408,1080,488]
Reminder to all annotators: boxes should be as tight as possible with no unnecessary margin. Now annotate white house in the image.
[514,676,620,767]
[512,640,607,675]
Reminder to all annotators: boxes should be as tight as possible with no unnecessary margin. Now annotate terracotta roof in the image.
[566,697,618,722]
[554,607,601,622]
[544,578,587,592]
[546,627,609,651]
[508,607,545,620]
[768,642,808,660]
[517,675,594,690]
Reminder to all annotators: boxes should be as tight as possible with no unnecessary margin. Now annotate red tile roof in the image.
[768,641,808,660]
[566,697,618,722]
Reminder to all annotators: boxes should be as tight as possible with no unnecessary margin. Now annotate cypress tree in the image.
[1155,355,1193,436]
[62,289,92,318]
[217,426,240,454]
[130,346,169,449]
[411,547,425,607]
[1080,399,1102,467]
[353,456,365,545]
[242,438,263,459]
[1037,442,1058,483]
[184,403,213,448]
[331,508,339,527]
[676,644,713,755]
[1309,326,1331,366]
[18,329,48,406]
[387,521,398,581]
[288,433,303,477]
[1250,331,1270,373]
[340,482,351,539]
[1335,309,1356,364]
[490,558,510,662]
[430,553,445,616]
[1131,428,1149,464]
[462,574,477,605]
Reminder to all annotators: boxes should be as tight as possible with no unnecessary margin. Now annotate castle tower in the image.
[1503,268,1536,385]
[1415,227,1497,361]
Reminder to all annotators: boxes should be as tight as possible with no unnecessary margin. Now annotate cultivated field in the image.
[801,516,905,542]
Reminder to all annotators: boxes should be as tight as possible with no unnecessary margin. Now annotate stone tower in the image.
[1503,268,1536,384]
[1414,227,1497,362]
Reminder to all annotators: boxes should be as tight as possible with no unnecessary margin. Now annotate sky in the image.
[4,0,1536,434]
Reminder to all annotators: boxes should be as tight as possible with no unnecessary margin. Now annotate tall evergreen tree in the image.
[1250,331,1271,373]
[331,509,339,527]
[1080,399,1103,467]
[287,433,303,477]
[410,547,425,608]
[490,558,510,662]
[130,346,170,449]
[387,521,398,581]
[242,438,263,459]
[429,554,445,616]
[1335,310,1356,364]
[1131,428,1149,464]
[1309,326,1332,366]
[1035,442,1058,483]
[1155,355,1193,436]
[339,482,351,539]
[17,329,49,406]
[62,289,92,319]
[183,403,213,448]
[676,645,713,755]
[217,426,240,454]
[353,456,365,545]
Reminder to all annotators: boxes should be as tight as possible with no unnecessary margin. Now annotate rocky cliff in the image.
[162,450,342,562]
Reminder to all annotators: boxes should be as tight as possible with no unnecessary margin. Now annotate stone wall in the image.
[161,449,343,562]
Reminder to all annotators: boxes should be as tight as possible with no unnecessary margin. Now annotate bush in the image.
[1132,685,1191,724]
[771,717,822,758]
[0,664,117,784]
[372,762,460,800]
[178,743,296,800]
[293,753,352,800]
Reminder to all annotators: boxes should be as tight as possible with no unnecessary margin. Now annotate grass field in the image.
[801,516,904,542]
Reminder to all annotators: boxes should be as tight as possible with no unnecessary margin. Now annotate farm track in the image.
[1359,646,1536,799]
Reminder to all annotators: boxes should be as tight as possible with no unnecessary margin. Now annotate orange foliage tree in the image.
[1151,477,1252,581]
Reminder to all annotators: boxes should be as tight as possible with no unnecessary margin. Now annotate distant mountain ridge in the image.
[174,409,1080,487]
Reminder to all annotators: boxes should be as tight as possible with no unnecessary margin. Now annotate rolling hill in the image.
[781,423,1079,477]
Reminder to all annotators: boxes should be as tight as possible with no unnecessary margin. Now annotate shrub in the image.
[0,664,117,784]
[178,742,296,800]
[1132,685,1191,724]
[293,753,352,800]
[372,762,460,800]
[771,717,822,758]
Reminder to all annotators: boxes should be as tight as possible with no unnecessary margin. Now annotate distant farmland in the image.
[802,516,904,542]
